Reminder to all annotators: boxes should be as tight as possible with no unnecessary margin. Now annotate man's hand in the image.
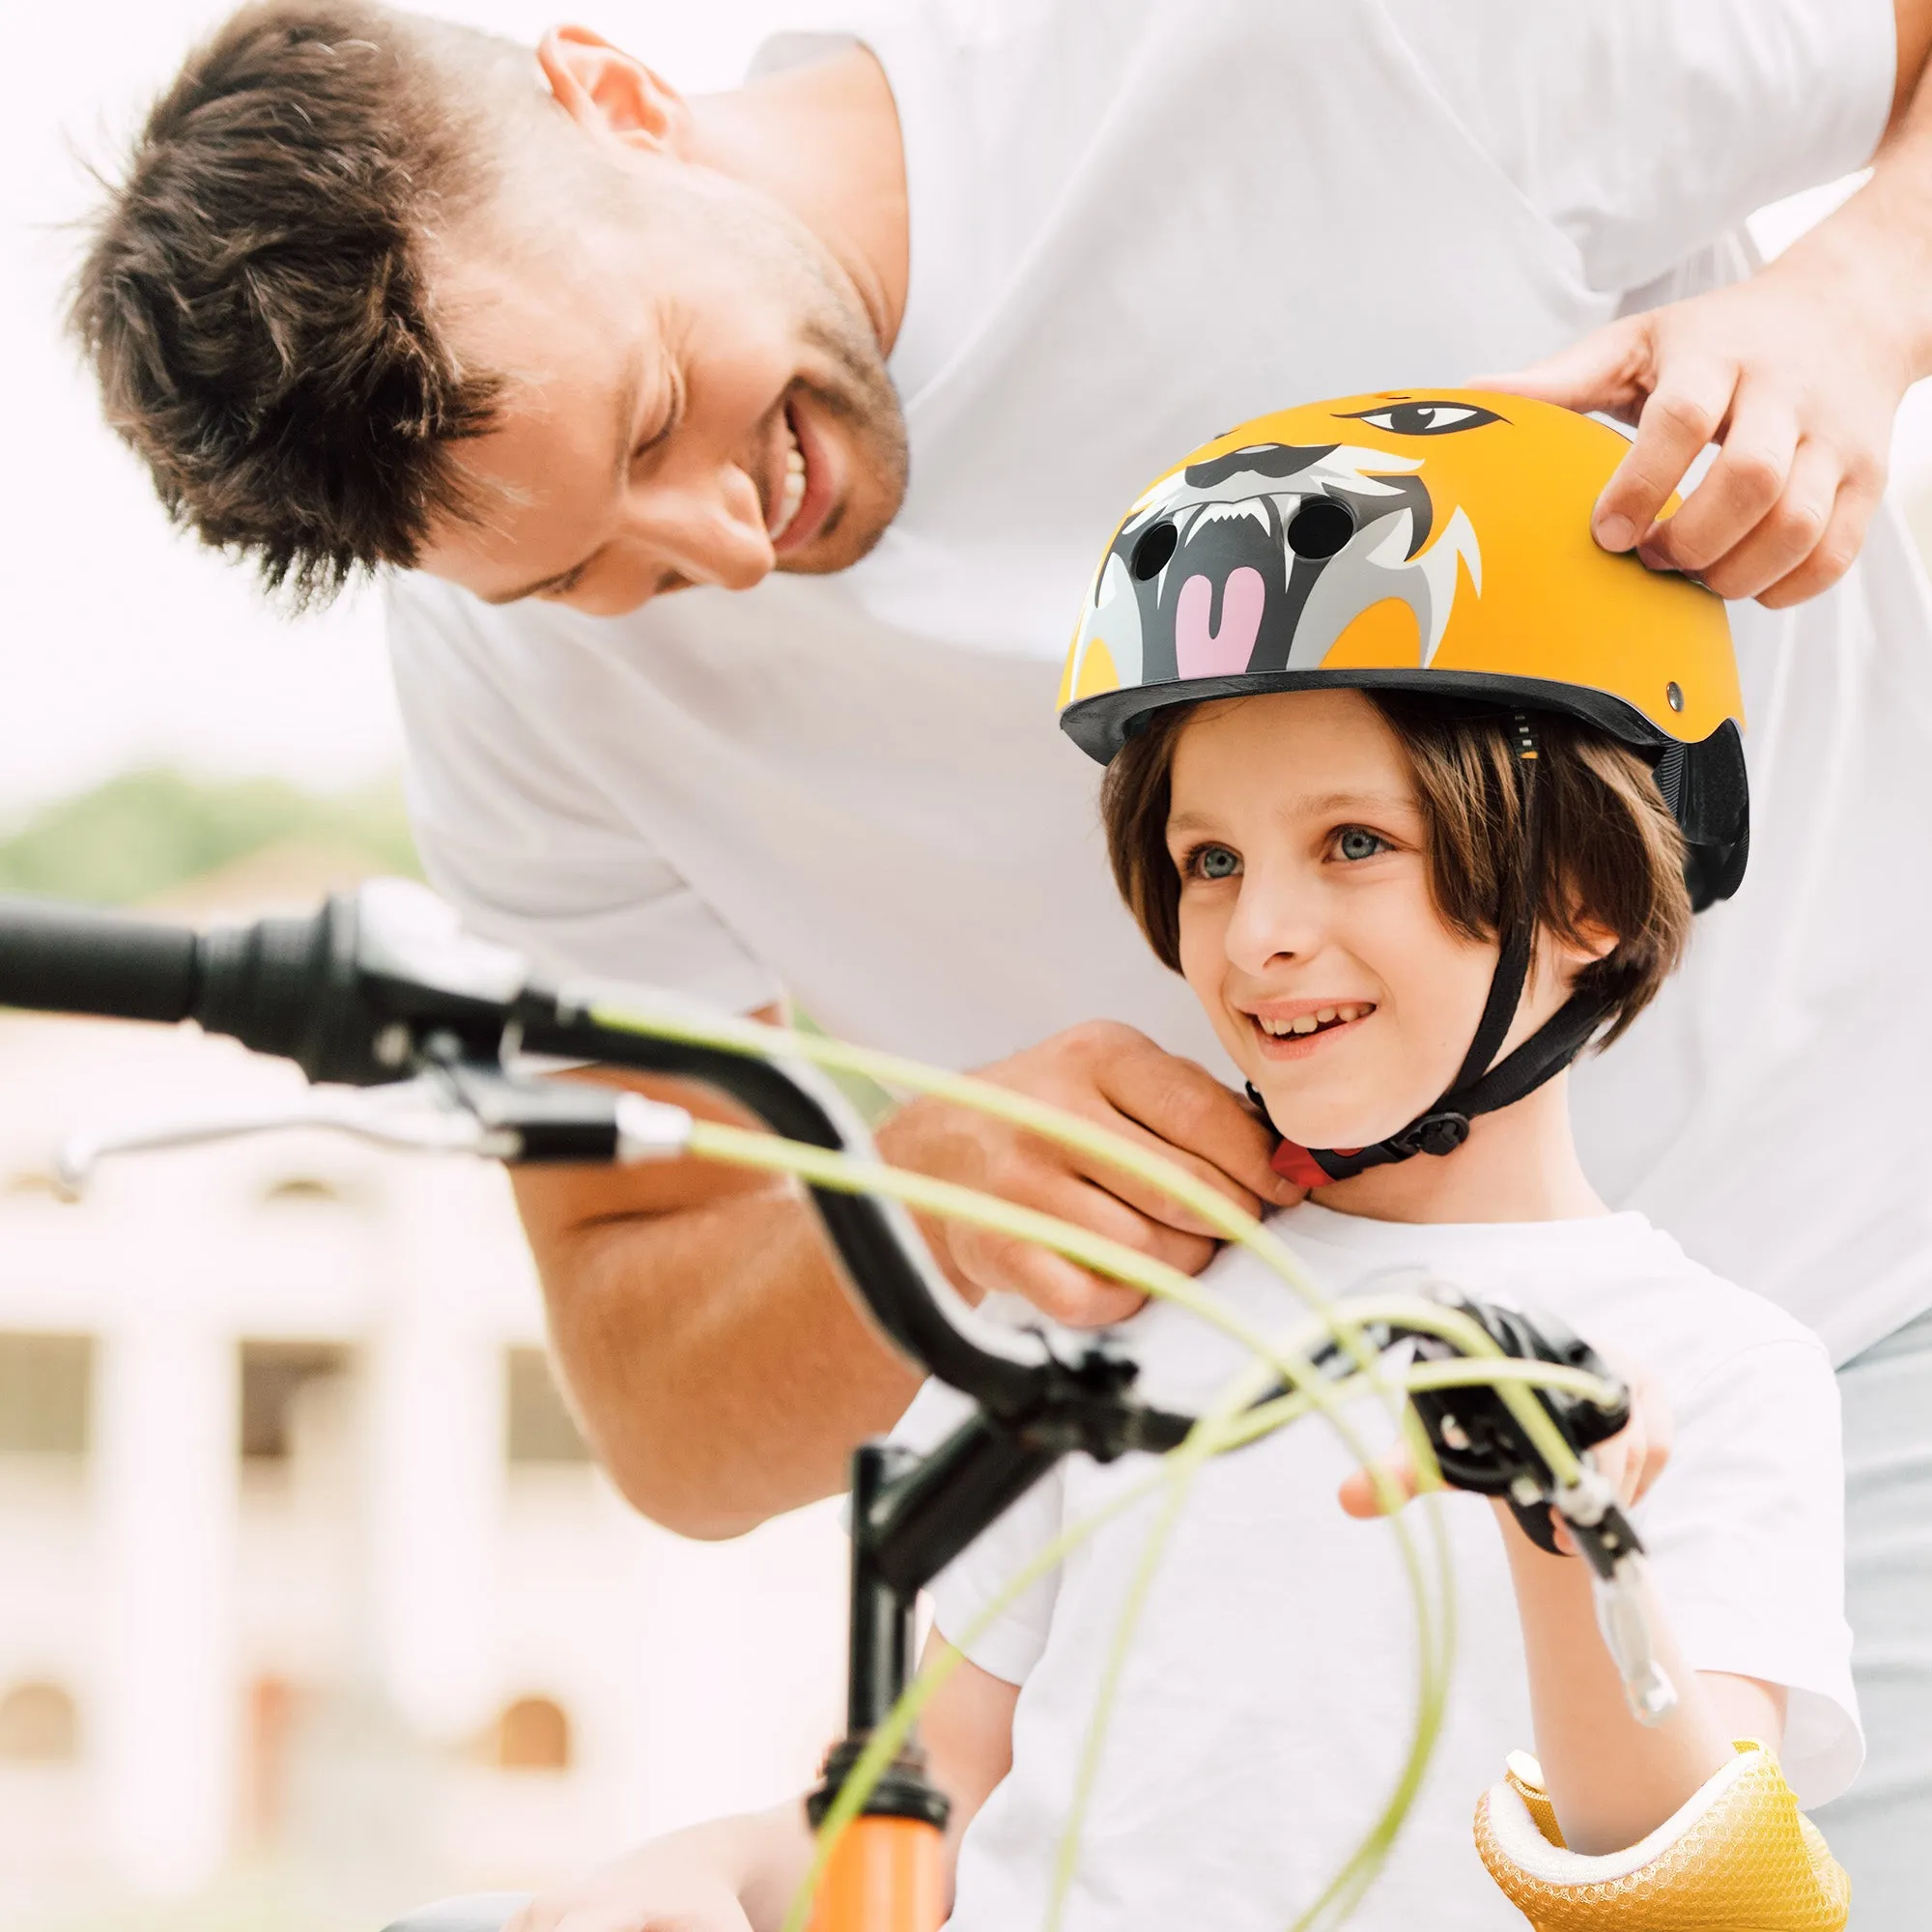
[1488,14,1932,611]
[876,1020,1303,1326]
[1485,259,1909,609]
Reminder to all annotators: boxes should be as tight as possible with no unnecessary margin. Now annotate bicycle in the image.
[0,880,1666,1932]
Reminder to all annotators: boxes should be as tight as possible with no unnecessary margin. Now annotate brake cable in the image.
[0,882,1665,1932]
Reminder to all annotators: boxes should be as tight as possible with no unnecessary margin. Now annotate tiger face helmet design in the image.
[1059,389,1748,906]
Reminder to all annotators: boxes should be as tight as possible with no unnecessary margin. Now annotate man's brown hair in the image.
[1100,693,1693,1045]
[70,1,527,605]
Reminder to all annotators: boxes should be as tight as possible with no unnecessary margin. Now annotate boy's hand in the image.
[1555,1351,1672,1543]
[504,1805,812,1932]
[1335,1350,1672,1538]
[504,1853,753,1932]
[876,1020,1302,1326]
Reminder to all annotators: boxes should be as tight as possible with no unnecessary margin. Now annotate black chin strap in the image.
[1255,714,1611,1187]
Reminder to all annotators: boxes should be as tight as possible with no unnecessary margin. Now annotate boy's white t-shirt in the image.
[384,0,1932,1360]
[896,1203,1858,1932]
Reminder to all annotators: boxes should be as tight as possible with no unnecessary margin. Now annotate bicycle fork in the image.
[805,1420,1077,1932]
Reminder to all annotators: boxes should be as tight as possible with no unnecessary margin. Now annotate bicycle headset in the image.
[1056,388,1747,1186]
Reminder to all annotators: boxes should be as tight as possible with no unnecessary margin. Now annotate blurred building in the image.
[0,850,847,1930]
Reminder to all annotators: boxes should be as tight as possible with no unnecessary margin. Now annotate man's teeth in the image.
[1257,1005,1368,1037]
[776,417,807,534]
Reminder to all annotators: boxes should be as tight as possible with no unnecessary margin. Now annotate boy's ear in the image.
[538,25,693,156]
[1560,911,1621,969]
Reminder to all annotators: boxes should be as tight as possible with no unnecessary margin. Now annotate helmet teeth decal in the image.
[1069,440,1478,686]
[1063,550,1143,701]
[1414,506,1481,664]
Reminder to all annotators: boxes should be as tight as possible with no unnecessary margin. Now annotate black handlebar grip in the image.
[0,896,201,1025]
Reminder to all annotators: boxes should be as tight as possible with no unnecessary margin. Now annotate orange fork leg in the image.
[809,1813,947,1932]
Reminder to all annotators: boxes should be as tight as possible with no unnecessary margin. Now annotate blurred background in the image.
[1,7,860,1931]
[6,5,1932,1929]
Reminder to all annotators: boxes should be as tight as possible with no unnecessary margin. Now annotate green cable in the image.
[777,1350,1594,1932]
[1044,1353,1452,1932]
[779,1374,1342,1932]
[589,1000,1389,1386]
[595,1001,1588,1487]
[582,1006,1619,1928]
[676,1115,1616,1930]
[684,1119,1599,1491]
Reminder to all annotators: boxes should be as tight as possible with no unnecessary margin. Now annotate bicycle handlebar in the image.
[0,897,203,1025]
[0,882,1182,1443]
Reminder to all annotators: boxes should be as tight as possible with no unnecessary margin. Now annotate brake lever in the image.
[53,1064,694,1197]
[1392,1292,1678,1727]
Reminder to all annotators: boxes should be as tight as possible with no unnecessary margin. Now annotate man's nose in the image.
[629,464,776,593]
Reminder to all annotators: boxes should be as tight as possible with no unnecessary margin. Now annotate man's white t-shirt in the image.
[895,1203,1858,1932]
[387,0,1931,1359]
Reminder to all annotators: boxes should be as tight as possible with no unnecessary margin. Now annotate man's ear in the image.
[538,25,692,156]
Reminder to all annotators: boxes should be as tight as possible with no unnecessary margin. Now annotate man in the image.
[73,0,1932,1912]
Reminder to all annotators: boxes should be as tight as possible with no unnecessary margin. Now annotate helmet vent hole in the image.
[1665,681,1685,713]
[1131,523,1179,581]
[1287,497,1355,560]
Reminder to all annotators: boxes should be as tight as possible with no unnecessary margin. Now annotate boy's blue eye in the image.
[1195,844,1241,880]
[1336,827,1387,862]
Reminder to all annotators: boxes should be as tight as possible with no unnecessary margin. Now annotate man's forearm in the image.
[1786,113,1932,387]
[521,1171,920,1539]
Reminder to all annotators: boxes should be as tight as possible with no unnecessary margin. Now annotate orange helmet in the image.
[1059,389,1747,905]
[1059,391,1748,1185]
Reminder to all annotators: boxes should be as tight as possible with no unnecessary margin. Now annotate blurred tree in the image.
[0,770,419,904]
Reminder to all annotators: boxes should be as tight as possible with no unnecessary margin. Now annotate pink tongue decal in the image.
[1176,568,1265,678]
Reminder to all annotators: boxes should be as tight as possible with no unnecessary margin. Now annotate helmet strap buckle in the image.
[1390,1111,1471,1159]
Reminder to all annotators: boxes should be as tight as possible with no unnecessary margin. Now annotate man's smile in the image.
[772,392,842,556]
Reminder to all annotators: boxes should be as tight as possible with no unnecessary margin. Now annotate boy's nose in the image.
[1223,877,1322,976]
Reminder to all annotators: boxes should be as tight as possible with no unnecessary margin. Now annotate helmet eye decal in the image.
[1340,401,1503,438]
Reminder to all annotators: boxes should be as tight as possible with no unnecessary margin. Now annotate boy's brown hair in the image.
[1100,692,1692,1045]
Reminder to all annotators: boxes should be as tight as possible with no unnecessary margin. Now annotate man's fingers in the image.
[1687,437,1840,600]
[1474,313,1652,418]
[1026,1171,1221,1281]
[1338,1445,1420,1520]
[1096,1039,1299,1211]
[1057,1105,1265,1235]
[952,1225,1149,1328]
[949,1172,1211,1324]
[1594,361,1738,552]
[1639,387,1798,576]
[1757,463,1885,609]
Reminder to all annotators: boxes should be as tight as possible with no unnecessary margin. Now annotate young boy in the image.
[507,397,1857,1930]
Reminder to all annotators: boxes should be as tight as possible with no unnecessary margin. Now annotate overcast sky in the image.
[4,5,1928,820]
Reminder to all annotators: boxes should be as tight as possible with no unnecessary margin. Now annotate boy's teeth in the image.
[1257,1005,1367,1037]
